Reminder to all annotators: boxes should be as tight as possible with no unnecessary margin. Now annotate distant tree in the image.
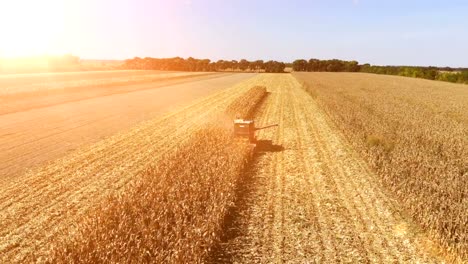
[292,59,308,71]
[231,60,239,71]
[248,61,256,71]
[124,57,143,69]
[256,60,265,71]
[216,60,225,71]
[207,62,217,71]
[345,60,360,72]
[223,60,232,70]
[196,59,210,71]
[187,57,197,71]
[307,59,319,71]
[460,71,468,83]
[423,66,438,80]
[239,59,249,71]
[264,60,285,73]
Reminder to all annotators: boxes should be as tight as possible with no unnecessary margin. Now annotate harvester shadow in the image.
[254,139,284,153]
[208,140,284,263]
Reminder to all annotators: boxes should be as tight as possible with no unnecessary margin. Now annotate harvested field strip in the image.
[0,74,271,262]
[214,74,445,263]
[294,72,467,260]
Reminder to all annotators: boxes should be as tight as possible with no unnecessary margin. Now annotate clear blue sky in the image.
[2,0,467,67]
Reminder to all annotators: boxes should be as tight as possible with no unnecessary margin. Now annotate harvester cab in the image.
[233,119,278,143]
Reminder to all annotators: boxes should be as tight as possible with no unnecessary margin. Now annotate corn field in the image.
[45,86,266,263]
[294,72,468,259]
[2,73,464,263]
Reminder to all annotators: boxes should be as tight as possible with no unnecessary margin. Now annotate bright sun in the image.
[0,0,66,58]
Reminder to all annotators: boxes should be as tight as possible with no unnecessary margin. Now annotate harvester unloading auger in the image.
[233,119,278,143]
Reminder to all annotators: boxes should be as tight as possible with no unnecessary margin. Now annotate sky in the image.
[0,0,467,67]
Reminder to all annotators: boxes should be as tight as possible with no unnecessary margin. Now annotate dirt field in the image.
[0,72,254,181]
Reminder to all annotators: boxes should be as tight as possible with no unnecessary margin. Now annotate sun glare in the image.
[0,0,66,58]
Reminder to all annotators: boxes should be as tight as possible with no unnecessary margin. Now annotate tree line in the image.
[122,56,467,84]
[292,58,468,84]
[360,65,468,84]
[123,57,286,73]
[292,59,360,72]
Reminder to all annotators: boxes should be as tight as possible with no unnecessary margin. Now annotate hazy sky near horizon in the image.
[1,0,468,66]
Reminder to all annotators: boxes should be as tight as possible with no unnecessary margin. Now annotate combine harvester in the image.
[233,119,278,144]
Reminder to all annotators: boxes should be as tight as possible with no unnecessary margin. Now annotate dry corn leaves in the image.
[212,74,447,263]
[295,72,468,260]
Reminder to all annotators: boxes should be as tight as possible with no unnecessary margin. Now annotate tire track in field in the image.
[244,76,283,262]
[0,75,267,262]
[216,74,442,263]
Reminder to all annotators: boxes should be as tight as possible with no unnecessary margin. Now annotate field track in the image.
[213,74,450,263]
[0,73,253,180]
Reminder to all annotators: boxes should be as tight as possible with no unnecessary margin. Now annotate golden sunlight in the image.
[0,0,66,58]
